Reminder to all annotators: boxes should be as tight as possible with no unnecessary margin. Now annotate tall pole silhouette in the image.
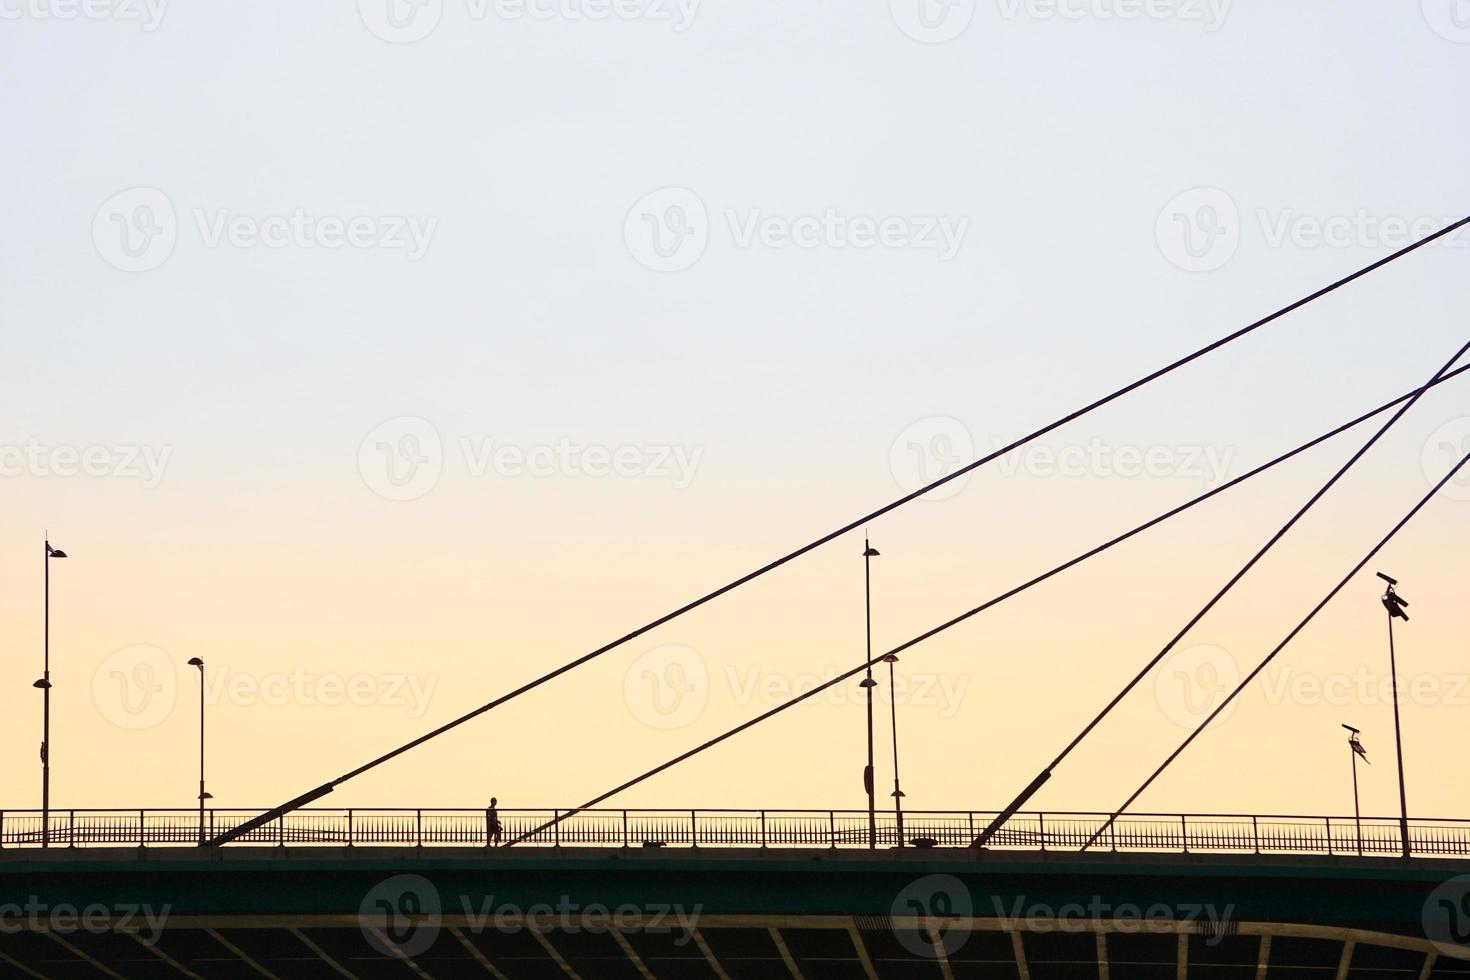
[860,538,880,848]
[40,538,67,848]
[884,651,905,847]
[1378,573,1411,860]
[188,658,211,844]
[1343,724,1368,857]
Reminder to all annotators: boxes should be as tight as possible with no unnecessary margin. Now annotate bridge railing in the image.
[2,808,1468,857]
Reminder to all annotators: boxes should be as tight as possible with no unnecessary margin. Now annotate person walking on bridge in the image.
[486,797,503,846]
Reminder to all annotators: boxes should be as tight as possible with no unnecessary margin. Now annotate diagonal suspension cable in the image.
[506,362,1470,846]
[973,335,1470,846]
[1081,442,1470,852]
[210,217,1469,846]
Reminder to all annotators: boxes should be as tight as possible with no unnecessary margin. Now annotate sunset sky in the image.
[2,1,1467,830]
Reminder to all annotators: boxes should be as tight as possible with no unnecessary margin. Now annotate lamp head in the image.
[863,546,880,557]
[32,678,51,690]
[1376,571,1398,586]
[187,657,204,668]
[46,543,67,559]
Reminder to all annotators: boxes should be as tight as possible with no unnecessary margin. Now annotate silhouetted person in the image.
[486,797,503,846]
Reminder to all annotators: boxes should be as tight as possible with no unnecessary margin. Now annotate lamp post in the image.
[860,538,880,849]
[187,658,212,844]
[1342,724,1369,857]
[1377,572,1411,860]
[41,538,67,848]
[883,651,906,847]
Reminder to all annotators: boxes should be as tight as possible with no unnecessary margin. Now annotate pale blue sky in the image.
[2,1,1468,819]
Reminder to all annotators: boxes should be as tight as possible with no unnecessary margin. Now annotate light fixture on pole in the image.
[861,538,880,849]
[41,538,67,849]
[187,658,211,844]
[1342,723,1369,857]
[883,651,906,848]
[1377,572,1411,860]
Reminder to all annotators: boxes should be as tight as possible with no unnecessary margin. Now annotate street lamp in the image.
[187,658,212,844]
[41,538,67,848]
[883,651,906,847]
[860,538,880,849]
[1342,724,1369,857]
[1377,572,1412,860]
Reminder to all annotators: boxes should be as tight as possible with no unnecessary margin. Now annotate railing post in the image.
[68,810,75,848]
[761,810,767,849]
[0,810,5,849]
[347,809,353,848]
[278,813,284,847]
[829,810,837,849]
[1252,815,1260,854]
[1324,816,1332,855]
[1039,812,1046,852]
[416,809,423,848]
[1180,814,1188,854]
[554,810,560,848]
[140,810,146,848]
[691,810,698,849]
[622,809,629,848]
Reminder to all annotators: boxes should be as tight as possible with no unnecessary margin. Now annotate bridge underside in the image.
[3,915,1467,979]
[3,847,1468,978]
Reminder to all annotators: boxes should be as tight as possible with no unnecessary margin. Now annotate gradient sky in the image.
[2,0,1468,827]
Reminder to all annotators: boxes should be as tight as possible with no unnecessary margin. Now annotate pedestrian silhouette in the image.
[486,797,502,846]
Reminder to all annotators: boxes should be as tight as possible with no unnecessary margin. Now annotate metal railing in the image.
[2,808,1468,857]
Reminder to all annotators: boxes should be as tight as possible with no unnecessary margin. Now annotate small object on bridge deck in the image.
[642,840,667,848]
[911,837,938,849]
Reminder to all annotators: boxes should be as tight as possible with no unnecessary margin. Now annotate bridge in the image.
[12,231,1470,977]
[4,841,1470,978]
